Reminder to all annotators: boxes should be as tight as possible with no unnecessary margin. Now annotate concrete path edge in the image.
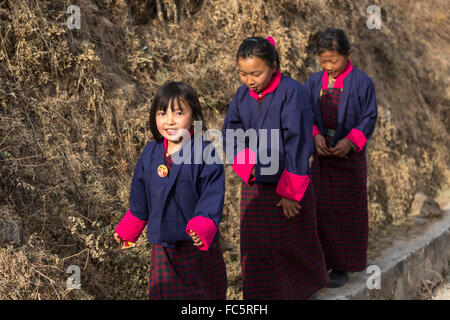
[311,204,450,300]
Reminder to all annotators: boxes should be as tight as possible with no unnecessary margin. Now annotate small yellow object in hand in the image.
[119,241,136,250]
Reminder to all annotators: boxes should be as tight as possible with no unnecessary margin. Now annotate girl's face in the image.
[238,56,276,93]
[319,50,352,79]
[156,98,193,144]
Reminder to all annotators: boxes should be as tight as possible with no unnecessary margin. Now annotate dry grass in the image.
[418,270,445,300]
[0,0,449,299]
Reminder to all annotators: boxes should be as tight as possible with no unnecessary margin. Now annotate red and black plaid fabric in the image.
[240,182,330,300]
[148,240,228,300]
[165,154,173,171]
[321,88,342,145]
[320,88,341,130]
[311,88,368,272]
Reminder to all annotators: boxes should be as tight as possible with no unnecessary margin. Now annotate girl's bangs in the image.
[157,95,188,112]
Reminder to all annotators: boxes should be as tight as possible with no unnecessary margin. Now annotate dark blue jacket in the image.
[305,67,378,150]
[222,75,314,184]
[128,138,224,248]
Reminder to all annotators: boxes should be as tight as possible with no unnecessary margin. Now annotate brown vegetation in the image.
[0,0,448,299]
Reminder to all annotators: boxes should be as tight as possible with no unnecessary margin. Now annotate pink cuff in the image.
[312,124,321,138]
[232,148,256,184]
[345,128,367,152]
[115,209,147,243]
[276,169,310,202]
[186,216,218,251]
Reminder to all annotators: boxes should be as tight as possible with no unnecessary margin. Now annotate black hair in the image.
[236,36,280,69]
[315,28,351,56]
[149,81,205,142]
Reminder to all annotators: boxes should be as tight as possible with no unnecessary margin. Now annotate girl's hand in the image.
[329,139,352,158]
[113,232,122,244]
[314,134,331,156]
[276,197,302,219]
[188,230,203,247]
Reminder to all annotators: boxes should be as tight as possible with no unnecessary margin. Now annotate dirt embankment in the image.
[0,0,448,299]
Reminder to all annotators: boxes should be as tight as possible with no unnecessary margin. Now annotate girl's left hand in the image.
[329,139,352,158]
[188,230,203,247]
[276,197,302,219]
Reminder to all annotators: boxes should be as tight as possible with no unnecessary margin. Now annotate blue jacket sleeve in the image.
[356,78,378,140]
[185,146,225,250]
[194,149,225,226]
[222,95,243,161]
[222,93,256,184]
[129,153,149,221]
[275,86,314,202]
[345,77,378,151]
[304,77,318,126]
[283,87,314,175]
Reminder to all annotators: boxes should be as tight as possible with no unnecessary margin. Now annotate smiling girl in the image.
[114,81,228,299]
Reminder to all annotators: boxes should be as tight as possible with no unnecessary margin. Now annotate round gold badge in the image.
[157,164,168,178]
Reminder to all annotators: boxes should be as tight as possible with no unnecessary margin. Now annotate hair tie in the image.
[266,36,276,49]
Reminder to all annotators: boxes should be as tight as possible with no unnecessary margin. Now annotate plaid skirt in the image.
[148,240,228,300]
[240,182,330,300]
[311,151,368,272]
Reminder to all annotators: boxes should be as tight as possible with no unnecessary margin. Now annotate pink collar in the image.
[249,69,282,101]
[321,60,353,90]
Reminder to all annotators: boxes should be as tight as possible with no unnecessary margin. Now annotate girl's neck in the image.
[166,139,182,156]
[164,129,194,156]
[328,76,336,87]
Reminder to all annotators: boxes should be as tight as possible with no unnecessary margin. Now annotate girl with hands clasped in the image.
[222,36,329,299]
[314,131,354,158]
[305,29,378,288]
[114,81,227,299]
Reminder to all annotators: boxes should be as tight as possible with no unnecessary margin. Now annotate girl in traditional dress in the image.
[222,36,329,299]
[305,29,378,288]
[114,81,228,299]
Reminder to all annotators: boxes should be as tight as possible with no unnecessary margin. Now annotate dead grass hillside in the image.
[0,0,448,299]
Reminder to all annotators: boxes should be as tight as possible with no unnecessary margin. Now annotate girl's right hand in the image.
[314,134,331,156]
[113,232,122,244]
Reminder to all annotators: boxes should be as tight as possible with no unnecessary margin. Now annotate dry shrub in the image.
[418,271,444,300]
[0,0,448,299]
[0,234,95,300]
